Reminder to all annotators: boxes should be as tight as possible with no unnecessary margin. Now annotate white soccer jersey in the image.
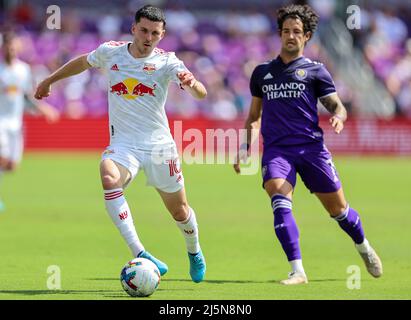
[0,59,32,131]
[87,41,188,151]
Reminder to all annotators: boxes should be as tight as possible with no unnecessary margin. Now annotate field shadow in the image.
[164,278,273,284]
[307,279,345,283]
[86,277,349,285]
[87,278,268,284]
[0,289,119,296]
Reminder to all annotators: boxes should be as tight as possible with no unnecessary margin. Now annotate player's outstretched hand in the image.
[233,143,249,174]
[233,158,241,174]
[329,115,344,134]
[38,101,60,124]
[177,71,196,88]
[34,79,51,100]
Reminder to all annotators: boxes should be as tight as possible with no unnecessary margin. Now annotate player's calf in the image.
[333,205,365,245]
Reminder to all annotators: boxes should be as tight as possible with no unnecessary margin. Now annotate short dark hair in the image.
[277,4,319,37]
[135,5,166,29]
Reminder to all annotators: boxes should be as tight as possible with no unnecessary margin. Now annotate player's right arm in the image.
[233,96,262,174]
[34,54,92,100]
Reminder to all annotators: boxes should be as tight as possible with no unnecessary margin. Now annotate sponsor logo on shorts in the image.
[103,149,115,156]
[167,159,182,177]
[262,165,267,178]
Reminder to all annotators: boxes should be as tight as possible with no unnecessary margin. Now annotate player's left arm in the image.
[24,93,60,123]
[177,71,207,99]
[24,67,59,123]
[319,93,347,134]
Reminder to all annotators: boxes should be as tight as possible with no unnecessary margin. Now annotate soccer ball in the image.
[120,258,161,297]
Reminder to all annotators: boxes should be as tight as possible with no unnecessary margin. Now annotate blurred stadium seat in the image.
[1,0,410,120]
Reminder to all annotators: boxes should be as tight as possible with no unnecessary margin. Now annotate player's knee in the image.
[264,179,293,199]
[5,161,17,172]
[0,158,10,170]
[327,203,347,218]
[171,202,189,221]
[101,174,121,190]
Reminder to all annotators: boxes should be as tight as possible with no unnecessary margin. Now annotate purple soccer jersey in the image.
[250,55,336,147]
[250,56,341,193]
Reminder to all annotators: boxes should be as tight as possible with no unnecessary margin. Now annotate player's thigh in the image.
[145,156,185,194]
[0,129,21,171]
[9,130,23,170]
[100,159,132,189]
[297,148,342,194]
[262,150,296,199]
[315,188,347,217]
[100,146,139,189]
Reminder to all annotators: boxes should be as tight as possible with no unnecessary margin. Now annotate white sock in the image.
[104,188,144,257]
[290,259,305,274]
[355,238,371,254]
[176,207,201,254]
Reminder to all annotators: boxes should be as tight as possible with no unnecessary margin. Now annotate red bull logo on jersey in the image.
[110,78,156,100]
[143,63,156,75]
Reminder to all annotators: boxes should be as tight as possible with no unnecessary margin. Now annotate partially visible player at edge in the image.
[0,32,59,212]
[35,5,207,282]
[234,4,382,285]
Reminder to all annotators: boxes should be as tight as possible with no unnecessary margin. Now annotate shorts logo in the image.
[103,149,115,155]
[167,159,182,177]
[176,174,182,183]
[295,69,307,80]
[262,165,267,178]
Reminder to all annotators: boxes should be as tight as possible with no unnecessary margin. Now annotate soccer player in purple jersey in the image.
[234,4,382,285]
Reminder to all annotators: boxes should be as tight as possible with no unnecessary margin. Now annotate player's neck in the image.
[128,42,153,59]
[279,50,303,64]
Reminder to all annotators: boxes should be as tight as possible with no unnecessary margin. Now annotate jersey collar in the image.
[276,55,305,67]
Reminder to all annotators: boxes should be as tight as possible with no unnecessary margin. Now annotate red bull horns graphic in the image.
[110,78,156,100]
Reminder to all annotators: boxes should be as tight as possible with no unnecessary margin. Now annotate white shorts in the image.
[0,128,23,163]
[101,143,185,193]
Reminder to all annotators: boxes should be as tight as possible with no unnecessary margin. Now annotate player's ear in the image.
[304,31,312,43]
[131,23,137,35]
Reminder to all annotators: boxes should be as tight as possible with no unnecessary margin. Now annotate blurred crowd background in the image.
[1,0,411,120]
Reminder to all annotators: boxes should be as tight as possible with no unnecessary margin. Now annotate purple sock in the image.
[334,206,365,244]
[272,194,301,261]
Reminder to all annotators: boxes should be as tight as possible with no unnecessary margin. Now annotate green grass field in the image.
[0,152,410,300]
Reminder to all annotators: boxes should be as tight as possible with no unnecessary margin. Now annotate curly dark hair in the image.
[135,5,166,29]
[277,4,319,37]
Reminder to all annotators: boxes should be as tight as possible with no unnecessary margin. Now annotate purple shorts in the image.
[262,143,341,193]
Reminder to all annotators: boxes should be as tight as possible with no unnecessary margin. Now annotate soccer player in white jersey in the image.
[0,32,59,212]
[35,5,207,282]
